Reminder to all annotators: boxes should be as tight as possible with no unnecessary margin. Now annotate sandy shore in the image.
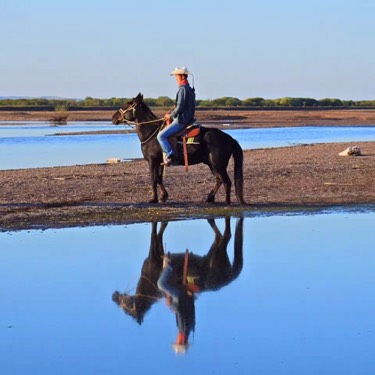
[1,108,375,127]
[1,139,374,231]
[1,108,374,231]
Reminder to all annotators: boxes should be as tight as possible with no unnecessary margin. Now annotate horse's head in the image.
[112,290,152,325]
[111,93,144,125]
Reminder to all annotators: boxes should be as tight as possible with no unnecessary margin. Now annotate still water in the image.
[1,121,375,170]
[1,210,374,374]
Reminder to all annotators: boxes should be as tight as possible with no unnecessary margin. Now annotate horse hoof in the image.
[148,198,158,204]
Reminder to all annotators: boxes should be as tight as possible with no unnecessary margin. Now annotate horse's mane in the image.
[140,100,158,121]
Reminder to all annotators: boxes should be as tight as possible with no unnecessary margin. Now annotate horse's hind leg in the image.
[206,169,232,204]
[220,169,232,205]
[206,175,222,203]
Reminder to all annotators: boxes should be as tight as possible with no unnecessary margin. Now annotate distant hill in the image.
[0,96,81,100]
[0,96,32,99]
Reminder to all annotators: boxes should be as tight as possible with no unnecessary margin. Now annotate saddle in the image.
[166,120,202,171]
[178,123,201,139]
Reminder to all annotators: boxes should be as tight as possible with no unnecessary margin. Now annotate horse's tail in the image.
[232,140,245,204]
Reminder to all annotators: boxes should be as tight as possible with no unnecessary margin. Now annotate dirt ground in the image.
[2,108,375,127]
[1,134,374,231]
[1,108,375,231]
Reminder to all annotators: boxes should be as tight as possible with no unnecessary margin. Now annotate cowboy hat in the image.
[170,67,192,76]
[172,343,189,354]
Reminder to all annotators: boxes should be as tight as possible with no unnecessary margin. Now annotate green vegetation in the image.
[1,96,375,108]
[196,97,375,108]
[50,104,69,125]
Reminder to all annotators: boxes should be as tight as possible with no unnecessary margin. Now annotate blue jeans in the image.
[157,264,180,304]
[157,119,186,157]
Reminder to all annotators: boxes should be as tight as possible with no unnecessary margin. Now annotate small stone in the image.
[338,146,362,156]
[106,158,121,163]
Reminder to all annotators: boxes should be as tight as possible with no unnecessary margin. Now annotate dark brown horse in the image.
[112,94,245,205]
[112,217,244,325]
[112,221,166,324]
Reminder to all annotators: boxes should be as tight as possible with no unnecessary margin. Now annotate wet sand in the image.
[1,108,374,231]
[1,133,374,231]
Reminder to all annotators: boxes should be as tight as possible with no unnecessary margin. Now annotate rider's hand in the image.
[164,113,171,120]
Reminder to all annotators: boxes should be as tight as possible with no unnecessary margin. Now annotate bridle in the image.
[118,102,165,126]
[117,101,166,144]
[118,103,138,125]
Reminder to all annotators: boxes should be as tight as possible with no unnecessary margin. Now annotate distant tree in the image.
[144,97,157,106]
[243,97,264,106]
[2,96,375,108]
[275,97,292,106]
[31,98,49,105]
[262,99,276,107]
[224,97,242,106]
[302,98,319,107]
[155,96,174,107]
[114,97,130,107]
[356,100,375,106]
[211,97,241,106]
[318,98,343,106]
[342,100,355,107]
[197,99,215,107]
[50,104,68,125]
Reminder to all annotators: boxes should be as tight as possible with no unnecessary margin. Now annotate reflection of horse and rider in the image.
[112,217,244,353]
[111,67,245,205]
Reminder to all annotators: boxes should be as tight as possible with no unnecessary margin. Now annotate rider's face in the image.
[175,74,185,85]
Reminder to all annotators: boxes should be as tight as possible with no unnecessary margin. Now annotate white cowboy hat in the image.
[172,343,189,354]
[170,67,192,76]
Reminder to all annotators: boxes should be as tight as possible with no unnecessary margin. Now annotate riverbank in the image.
[1,108,375,127]
[1,141,374,231]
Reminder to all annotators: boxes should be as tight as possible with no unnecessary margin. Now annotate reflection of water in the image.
[112,218,243,353]
[1,211,375,373]
[1,122,375,169]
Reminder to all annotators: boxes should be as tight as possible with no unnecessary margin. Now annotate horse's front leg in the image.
[157,165,168,203]
[148,160,159,203]
[148,160,168,203]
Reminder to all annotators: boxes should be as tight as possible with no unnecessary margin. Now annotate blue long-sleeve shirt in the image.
[169,83,196,125]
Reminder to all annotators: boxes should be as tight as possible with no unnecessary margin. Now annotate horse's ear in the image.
[135,93,143,103]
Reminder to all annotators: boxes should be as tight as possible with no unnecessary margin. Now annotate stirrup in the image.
[160,153,174,166]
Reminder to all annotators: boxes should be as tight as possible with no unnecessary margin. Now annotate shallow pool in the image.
[1,209,374,374]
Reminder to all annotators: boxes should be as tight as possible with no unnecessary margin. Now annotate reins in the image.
[138,118,165,126]
[118,104,165,144]
[139,122,163,144]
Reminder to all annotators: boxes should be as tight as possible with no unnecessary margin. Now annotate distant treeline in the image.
[1,96,375,108]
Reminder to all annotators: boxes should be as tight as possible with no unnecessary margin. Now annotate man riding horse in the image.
[111,72,245,204]
[157,67,196,166]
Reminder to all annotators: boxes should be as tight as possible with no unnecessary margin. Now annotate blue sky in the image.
[1,0,374,100]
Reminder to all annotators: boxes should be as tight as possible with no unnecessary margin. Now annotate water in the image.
[0,121,121,137]
[1,210,374,374]
[0,121,138,170]
[230,125,375,148]
[1,121,375,170]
